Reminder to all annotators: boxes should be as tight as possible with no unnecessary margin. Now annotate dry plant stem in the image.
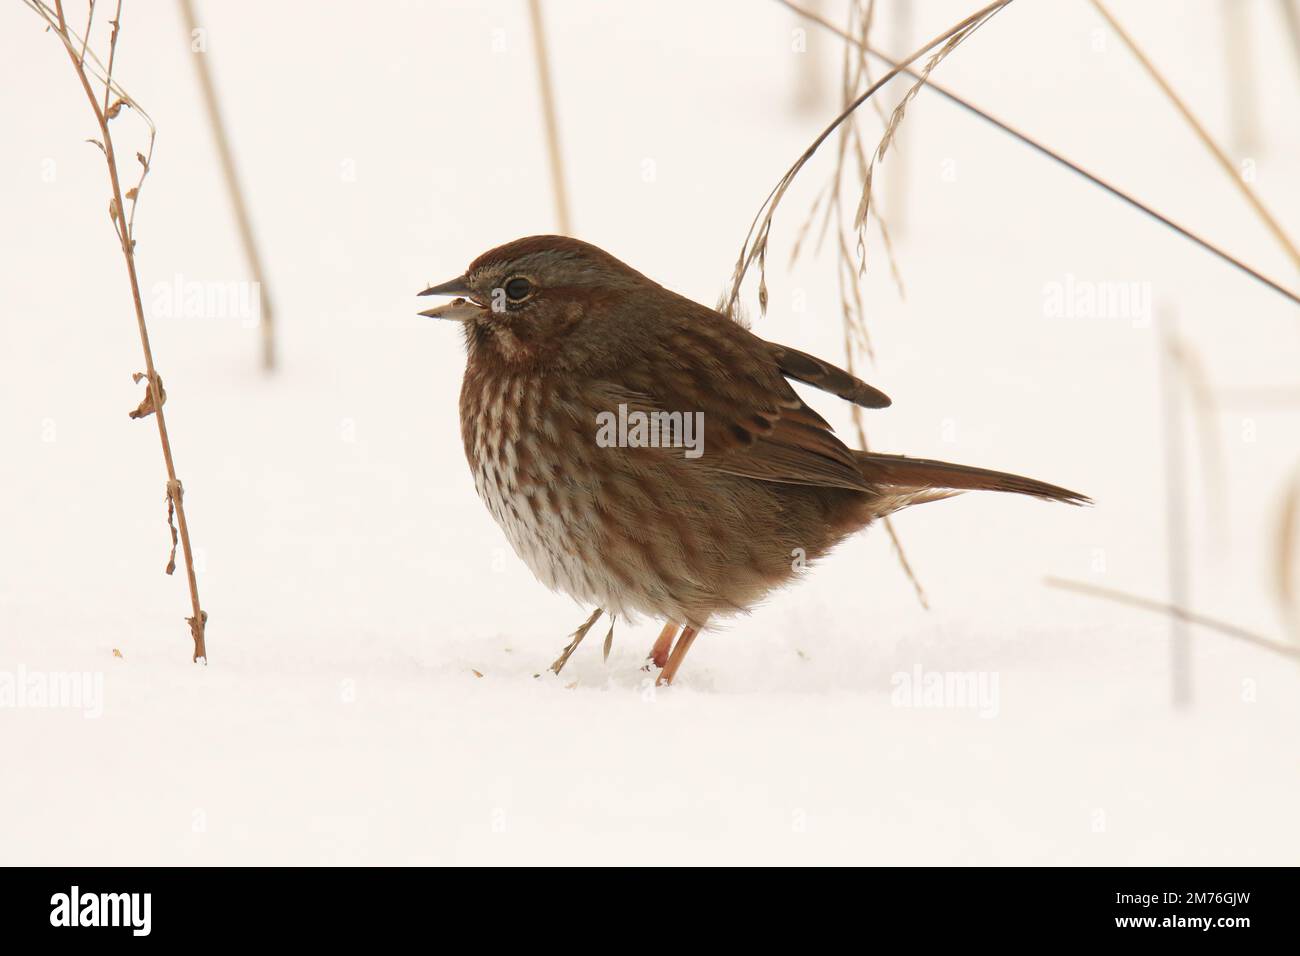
[49,0,207,662]
[727,1,1007,608]
[1215,386,1300,407]
[1091,0,1300,272]
[1283,0,1300,86]
[177,0,276,372]
[1160,314,1191,706]
[726,0,1011,315]
[1221,0,1259,154]
[1046,577,1300,664]
[787,1,927,608]
[791,0,828,110]
[776,0,1300,311]
[549,607,602,675]
[1278,471,1300,643]
[884,0,912,235]
[848,402,928,608]
[527,0,571,235]
[1165,336,1227,550]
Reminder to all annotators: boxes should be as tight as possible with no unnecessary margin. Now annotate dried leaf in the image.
[128,370,165,420]
[164,482,181,576]
[125,187,138,201]
[601,617,616,662]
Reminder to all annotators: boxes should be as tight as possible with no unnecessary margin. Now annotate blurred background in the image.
[1,0,1297,864]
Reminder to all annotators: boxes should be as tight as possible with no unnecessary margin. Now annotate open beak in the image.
[419,276,471,297]
[417,275,483,322]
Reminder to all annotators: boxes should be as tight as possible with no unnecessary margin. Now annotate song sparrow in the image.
[419,236,1087,685]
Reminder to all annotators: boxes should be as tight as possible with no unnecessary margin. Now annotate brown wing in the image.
[768,342,891,409]
[605,304,879,493]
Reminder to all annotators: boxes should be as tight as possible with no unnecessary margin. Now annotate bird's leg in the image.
[655,625,700,686]
[549,607,603,675]
[646,621,678,669]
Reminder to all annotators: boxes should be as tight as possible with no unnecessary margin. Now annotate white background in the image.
[1,0,1297,864]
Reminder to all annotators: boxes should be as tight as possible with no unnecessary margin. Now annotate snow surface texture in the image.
[1,0,1297,865]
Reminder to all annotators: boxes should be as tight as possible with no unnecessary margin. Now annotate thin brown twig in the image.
[99,2,117,115]
[527,0,572,235]
[1090,0,1300,273]
[1046,576,1300,664]
[77,0,93,65]
[776,0,1300,311]
[37,0,209,662]
[177,0,277,372]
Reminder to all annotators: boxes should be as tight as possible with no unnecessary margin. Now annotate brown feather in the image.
[768,342,892,408]
[854,452,1091,505]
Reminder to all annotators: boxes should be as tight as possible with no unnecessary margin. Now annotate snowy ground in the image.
[1,0,1298,865]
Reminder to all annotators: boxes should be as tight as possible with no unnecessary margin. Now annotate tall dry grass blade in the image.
[777,0,1300,311]
[847,394,929,609]
[1277,469,1300,643]
[1166,336,1227,551]
[1214,386,1300,407]
[527,0,572,235]
[33,0,209,662]
[1046,577,1300,664]
[1160,311,1192,706]
[1221,0,1260,154]
[884,0,912,236]
[850,8,1003,238]
[1091,0,1300,273]
[790,0,829,112]
[1282,0,1300,85]
[790,1,906,324]
[787,0,927,605]
[725,0,1011,320]
[177,0,277,372]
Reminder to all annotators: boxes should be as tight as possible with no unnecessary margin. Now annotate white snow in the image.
[1,0,1297,864]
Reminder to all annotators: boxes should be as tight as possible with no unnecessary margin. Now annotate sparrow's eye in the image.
[504,276,533,301]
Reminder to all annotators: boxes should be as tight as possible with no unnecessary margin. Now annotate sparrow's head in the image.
[418,236,658,364]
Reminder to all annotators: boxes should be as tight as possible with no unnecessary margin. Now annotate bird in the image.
[419,236,1088,685]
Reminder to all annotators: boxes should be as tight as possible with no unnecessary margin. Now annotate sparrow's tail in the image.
[854,451,1090,514]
